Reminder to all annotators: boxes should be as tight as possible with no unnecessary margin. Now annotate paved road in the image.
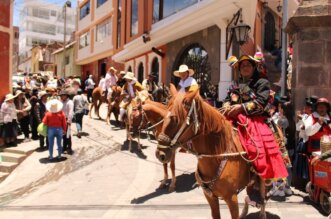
[0,104,328,219]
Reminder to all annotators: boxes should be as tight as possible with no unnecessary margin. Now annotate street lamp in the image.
[232,19,251,45]
[62,1,71,78]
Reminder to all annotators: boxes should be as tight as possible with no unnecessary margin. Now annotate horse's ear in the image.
[169,83,177,96]
[183,89,199,104]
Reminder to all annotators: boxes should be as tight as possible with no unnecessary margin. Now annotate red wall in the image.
[0,32,10,101]
[0,0,10,27]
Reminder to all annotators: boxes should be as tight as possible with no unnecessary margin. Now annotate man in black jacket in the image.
[36,91,49,150]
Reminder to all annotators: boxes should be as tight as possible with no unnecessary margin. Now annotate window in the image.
[96,19,112,42]
[51,10,56,16]
[153,0,198,23]
[80,1,90,20]
[116,0,122,48]
[138,62,144,83]
[79,32,90,49]
[65,56,70,65]
[32,8,50,19]
[130,0,138,36]
[151,57,159,83]
[97,0,108,7]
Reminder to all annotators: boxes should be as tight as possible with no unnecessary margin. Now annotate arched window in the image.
[151,57,159,83]
[138,62,144,83]
[173,44,215,99]
[127,65,132,72]
[264,12,276,52]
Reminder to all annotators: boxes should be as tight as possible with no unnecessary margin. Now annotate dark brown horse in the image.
[89,86,122,124]
[155,89,268,219]
[130,100,178,191]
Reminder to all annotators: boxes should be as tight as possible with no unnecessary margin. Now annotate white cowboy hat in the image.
[38,91,48,99]
[124,72,137,81]
[119,71,126,75]
[108,66,117,73]
[46,99,63,113]
[15,90,24,97]
[174,65,194,77]
[4,94,16,102]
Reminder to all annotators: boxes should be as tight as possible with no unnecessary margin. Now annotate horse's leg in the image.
[159,163,168,189]
[168,151,176,192]
[126,123,133,152]
[97,101,102,119]
[259,179,267,219]
[240,197,249,219]
[204,193,221,219]
[137,131,142,152]
[106,102,112,125]
[224,194,240,219]
[89,102,94,118]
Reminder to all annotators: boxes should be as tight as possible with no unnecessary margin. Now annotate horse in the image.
[155,89,268,219]
[89,86,122,124]
[130,100,178,192]
[152,84,170,104]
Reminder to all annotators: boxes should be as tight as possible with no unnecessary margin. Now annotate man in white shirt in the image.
[173,64,198,93]
[59,90,74,155]
[98,75,105,89]
[103,67,118,100]
[85,75,95,103]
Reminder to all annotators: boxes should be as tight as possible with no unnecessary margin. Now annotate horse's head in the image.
[156,88,200,163]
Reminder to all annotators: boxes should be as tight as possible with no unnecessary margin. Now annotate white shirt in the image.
[178,77,197,93]
[305,112,331,137]
[62,99,74,123]
[103,72,118,91]
[98,78,105,89]
[296,113,309,142]
[86,78,95,90]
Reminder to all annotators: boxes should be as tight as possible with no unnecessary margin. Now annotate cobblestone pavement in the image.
[0,104,328,219]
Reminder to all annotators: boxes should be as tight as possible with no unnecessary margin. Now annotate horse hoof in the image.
[129,149,134,153]
[158,183,167,189]
[259,213,266,219]
[168,186,175,193]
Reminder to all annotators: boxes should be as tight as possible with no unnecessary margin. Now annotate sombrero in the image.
[174,65,194,77]
[4,94,16,102]
[123,72,137,81]
[46,99,63,113]
[228,55,260,68]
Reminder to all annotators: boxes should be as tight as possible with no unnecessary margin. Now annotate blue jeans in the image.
[47,127,63,159]
[75,112,84,133]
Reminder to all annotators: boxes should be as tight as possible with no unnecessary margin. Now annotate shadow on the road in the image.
[121,140,147,159]
[130,172,197,204]
[245,212,280,219]
[35,147,48,152]
[39,157,67,164]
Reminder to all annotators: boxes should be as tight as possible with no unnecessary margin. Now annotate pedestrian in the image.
[173,64,199,93]
[59,90,74,154]
[305,97,331,154]
[98,75,105,89]
[29,96,40,140]
[0,94,19,146]
[14,90,32,142]
[73,89,88,138]
[85,75,95,103]
[36,91,49,150]
[43,99,67,161]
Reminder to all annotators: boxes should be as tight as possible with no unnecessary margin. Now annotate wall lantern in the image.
[232,20,251,45]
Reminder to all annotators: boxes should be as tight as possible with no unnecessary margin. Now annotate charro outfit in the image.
[142,78,158,94]
[177,77,199,93]
[103,72,118,99]
[224,74,288,180]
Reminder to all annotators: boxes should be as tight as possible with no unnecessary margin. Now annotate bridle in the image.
[157,99,200,150]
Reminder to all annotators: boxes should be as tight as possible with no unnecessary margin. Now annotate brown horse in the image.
[130,100,178,192]
[155,89,268,219]
[89,86,122,124]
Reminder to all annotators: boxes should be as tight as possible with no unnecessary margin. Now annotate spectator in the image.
[29,96,39,140]
[36,91,49,150]
[43,99,67,161]
[15,90,32,142]
[59,90,74,155]
[0,94,19,146]
[98,75,105,89]
[73,89,88,138]
[85,75,95,103]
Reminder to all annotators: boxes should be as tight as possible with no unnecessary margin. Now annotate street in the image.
[0,103,327,219]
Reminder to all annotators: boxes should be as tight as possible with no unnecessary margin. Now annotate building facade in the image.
[19,0,76,63]
[0,0,13,100]
[53,41,82,77]
[13,26,19,74]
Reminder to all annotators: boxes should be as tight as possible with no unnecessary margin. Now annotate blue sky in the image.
[14,0,77,26]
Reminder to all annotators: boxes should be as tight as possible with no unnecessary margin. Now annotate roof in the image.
[52,41,76,55]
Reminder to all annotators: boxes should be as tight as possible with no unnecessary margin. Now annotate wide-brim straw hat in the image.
[174,65,194,77]
[4,94,16,102]
[119,71,126,75]
[46,99,63,113]
[123,72,137,81]
[15,90,24,97]
[108,67,117,73]
[228,55,260,68]
[38,91,48,99]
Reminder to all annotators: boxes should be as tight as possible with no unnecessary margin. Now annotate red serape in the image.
[234,114,288,180]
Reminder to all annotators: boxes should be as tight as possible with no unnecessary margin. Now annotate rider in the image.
[103,67,118,100]
[119,72,145,122]
[223,54,288,205]
[173,64,198,93]
[142,73,158,95]
[117,71,127,88]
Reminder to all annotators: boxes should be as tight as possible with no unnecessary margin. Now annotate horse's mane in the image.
[172,93,235,152]
[143,101,167,117]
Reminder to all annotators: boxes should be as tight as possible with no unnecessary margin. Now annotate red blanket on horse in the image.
[233,114,288,180]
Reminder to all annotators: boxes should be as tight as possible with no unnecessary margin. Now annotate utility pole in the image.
[62,1,71,78]
[280,0,288,96]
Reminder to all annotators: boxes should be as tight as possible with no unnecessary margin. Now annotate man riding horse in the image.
[223,54,288,207]
[142,73,158,96]
[103,67,118,100]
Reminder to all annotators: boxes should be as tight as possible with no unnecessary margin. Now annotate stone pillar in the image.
[286,0,331,111]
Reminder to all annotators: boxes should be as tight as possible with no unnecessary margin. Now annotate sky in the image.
[13,0,77,26]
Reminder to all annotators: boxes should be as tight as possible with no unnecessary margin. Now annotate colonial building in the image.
[75,0,299,99]
[0,0,13,100]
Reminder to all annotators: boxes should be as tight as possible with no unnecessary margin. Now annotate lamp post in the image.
[62,1,71,78]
